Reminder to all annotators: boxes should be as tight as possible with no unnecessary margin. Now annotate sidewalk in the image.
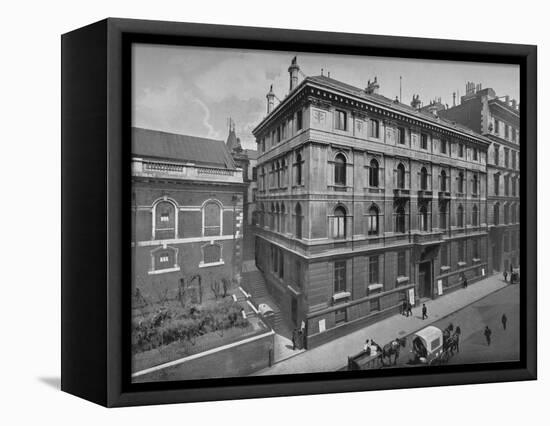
[253,274,510,375]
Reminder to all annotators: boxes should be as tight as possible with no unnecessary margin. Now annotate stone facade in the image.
[252,62,492,347]
[440,84,520,274]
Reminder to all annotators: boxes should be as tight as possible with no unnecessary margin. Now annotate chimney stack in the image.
[410,94,421,109]
[511,99,517,109]
[266,84,276,114]
[453,92,456,107]
[288,56,300,92]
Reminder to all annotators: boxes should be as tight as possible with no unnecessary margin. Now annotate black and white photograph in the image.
[130,44,522,382]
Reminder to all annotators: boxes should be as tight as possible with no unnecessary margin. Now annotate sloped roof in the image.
[305,75,491,142]
[132,127,236,169]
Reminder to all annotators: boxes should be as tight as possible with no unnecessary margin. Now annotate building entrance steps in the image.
[253,273,510,375]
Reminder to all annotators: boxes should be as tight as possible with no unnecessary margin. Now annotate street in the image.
[381,283,520,368]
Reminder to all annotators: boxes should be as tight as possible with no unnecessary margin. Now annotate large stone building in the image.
[440,83,520,273]
[131,127,246,301]
[252,59,493,347]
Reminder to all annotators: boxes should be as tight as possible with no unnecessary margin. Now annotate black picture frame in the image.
[61,18,537,407]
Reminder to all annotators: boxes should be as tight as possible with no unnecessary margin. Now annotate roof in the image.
[132,127,236,169]
[307,75,490,141]
[414,325,443,351]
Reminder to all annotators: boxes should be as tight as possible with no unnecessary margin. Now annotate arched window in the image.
[397,163,406,189]
[271,163,276,187]
[419,204,429,231]
[202,243,222,265]
[258,202,264,227]
[334,153,347,186]
[395,205,406,233]
[440,170,447,192]
[369,159,379,187]
[439,204,447,230]
[473,174,479,195]
[295,203,303,239]
[420,167,428,190]
[472,204,479,226]
[270,203,276,229]
[457,204,464,228]
[203,201,221,236]
[511,204,517,223]
[280,203,286,233]
[332,206,347,239]
[458,171,465,194]
[276,161,281,188]
[494,203,500,225]
[154,200,176,240]
[504,203,509,224]
[275,203,280,232]
[281,159,286,186]
[367,204,380,235]
[295,153,303,185]
[150,246,179,273]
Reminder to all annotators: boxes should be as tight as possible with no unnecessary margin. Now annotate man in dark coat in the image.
[402,300,408,316]
[484,326,492,346]
[407,302,413,317]
[291,328,298,350]
[422,303,428,320]
[503,270,508,282]
[462,275,468,289]
[501,313,508,330]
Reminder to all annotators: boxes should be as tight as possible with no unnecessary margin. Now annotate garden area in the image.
[131,273,268,373]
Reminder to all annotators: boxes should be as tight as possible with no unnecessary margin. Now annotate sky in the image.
[132,44,519,150]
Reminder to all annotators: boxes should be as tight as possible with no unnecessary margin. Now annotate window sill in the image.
[473,258,481,263]
[367,283,383,293]
[332,291,351,303]
[199,260,225,268]
[148,266,180,275]
[440,265,451,272]
[457,261,467,267]
[396,276,409,285]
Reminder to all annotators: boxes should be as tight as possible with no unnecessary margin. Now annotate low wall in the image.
[133,330,275,383]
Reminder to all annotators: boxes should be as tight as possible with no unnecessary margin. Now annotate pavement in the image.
[253,273,514,376]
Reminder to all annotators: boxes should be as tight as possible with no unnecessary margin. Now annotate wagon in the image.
[411,325,453,365]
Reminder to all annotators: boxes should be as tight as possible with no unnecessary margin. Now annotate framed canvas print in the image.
[61,18,537,407]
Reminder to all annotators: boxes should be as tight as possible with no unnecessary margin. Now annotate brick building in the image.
[131,127,246,301]
[252,58,492,347]
[439,83,520,273]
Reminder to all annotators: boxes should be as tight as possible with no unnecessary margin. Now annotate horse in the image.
[380,337,407,366]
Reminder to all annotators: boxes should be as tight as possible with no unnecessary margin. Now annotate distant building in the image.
[440,83,520,273]
[131,127,246,301]
[252,58,492,347]
[225,120,259,225]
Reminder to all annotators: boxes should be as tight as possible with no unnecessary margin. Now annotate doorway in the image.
[418,261,433,299]
[291,297,298,326]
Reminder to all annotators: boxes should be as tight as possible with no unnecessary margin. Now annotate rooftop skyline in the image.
[132,44,519,150]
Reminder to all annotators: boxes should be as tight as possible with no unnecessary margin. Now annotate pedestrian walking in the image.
[501,313,507,330]
[402,300,408,316]
[484,325,492,346]
[291,328,297,350]
[503,270,508,282]
[462,275,468,289]
[454,326,461,353]
[407,301,413,317]
[422,303,428,320]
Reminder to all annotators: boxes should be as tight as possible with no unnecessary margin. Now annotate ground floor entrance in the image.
[418,260,433,299]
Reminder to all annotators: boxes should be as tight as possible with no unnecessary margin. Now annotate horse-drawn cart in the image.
[411,325,457,366]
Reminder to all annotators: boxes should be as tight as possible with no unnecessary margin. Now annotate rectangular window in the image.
[494,145,500,165]
[473,148,478,161]
[441,244,448,266]
[296,110,303,131]
[397,251,406,277]
[334,261,346,293]
[332,214,346,239]
[335,110,347,131]
[512,127,517,142]
[473,239,479,259]
[458,241,465,263]
[494,174,500,196]
[458,143,464,158]
[504,148,509,167]
[397,127,405,144]
[369,256,379,284]
[441,139,447,154]
[335,308,347,324]
[505,124,510,139]
[512,151,516,169]
[281,122,286,140]
[504,175,510,195]
[421,134,428,150]
[370,120,380,138]
[494,118,499,134]
[252,167,257,180]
